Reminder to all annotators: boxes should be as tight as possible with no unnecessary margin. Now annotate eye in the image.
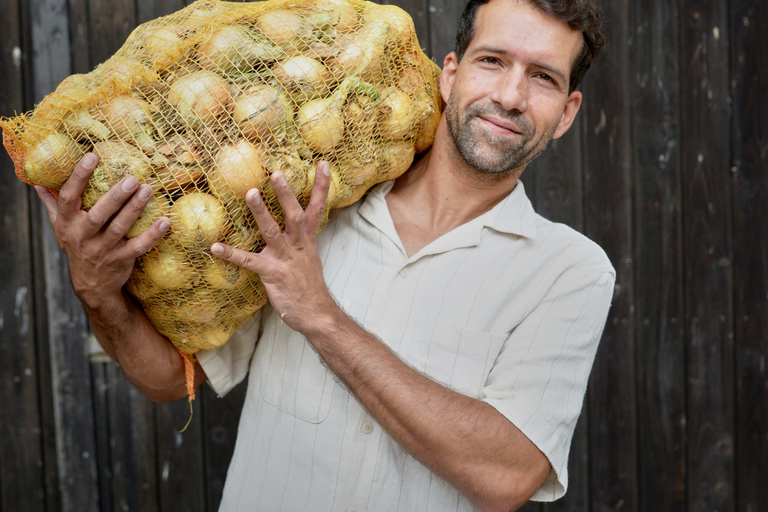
[478,56,501,66]
[534,72,554,83]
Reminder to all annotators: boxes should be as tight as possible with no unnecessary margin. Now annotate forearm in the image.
[82,290,204,402]
[305,307,549,512]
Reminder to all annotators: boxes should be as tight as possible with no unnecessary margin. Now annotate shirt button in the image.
[399,266,410,277]
[361,422,374,434]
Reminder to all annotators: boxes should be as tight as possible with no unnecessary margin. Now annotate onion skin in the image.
[98,57,160,87]
[198,25,281,73]
[155,135,205,191]
[140,242,195,289]
[273,55,332,100]
[81,141,155,210]
[368,4,414,46]
[296,96,344,153]
[22,132,84,189]
[168,71,233,128]
[233,85,292,142]
[170,192,229,249]
[126,193,170,238]
[378,87,414,140]
[97,96,157,152]
[378,140,415,180]
[202,256,250,289]
[256,10,308,49]
[330,18,390,82]
[210,139,269,200]
[313,0,359,33]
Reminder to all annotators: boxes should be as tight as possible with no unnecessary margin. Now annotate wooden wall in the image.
[0,0,765,511]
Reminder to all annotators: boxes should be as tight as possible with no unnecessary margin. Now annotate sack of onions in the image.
[0,0,443,398]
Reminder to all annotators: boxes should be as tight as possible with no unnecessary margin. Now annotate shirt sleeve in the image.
[481,257,615,502]
[196,308,263,397]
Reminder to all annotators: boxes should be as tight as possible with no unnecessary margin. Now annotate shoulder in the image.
[531,215,616,278]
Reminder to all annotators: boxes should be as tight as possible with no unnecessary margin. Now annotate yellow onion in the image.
[81,141,155,210]
[168,70,233,128]
[125,267,163,302]
[255,9,309,49]
[126,193,170,238]
[202,255,250,290]
[413,98,442,153]
[169,192,229,249]
[313,0,358,33]
[233,85,292,142]
[139,241,195,289]
[198,25,282,73]
[62,108,111,141]
[98,57,160,87]
[273,55,333,100]
[330,18,390,82]
[304,162,349,208]
[296,95,344,154]
[184,1,230,27]
[172,321,235,353]
[378,140,415,180]
[368,4,414,46]
[154,135,206,190]
[378,87,415,140]
[97,95,157,152]
[210,139,269,200]
[22,132,84,189]
[172,290,221,323]
[139,25,190,56]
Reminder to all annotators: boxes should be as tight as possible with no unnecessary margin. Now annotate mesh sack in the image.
[1,0,442,359]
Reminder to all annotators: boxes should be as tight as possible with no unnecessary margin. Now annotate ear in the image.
[439,52,460,104]
[552,90,582,139]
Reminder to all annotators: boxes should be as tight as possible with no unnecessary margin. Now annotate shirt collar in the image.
[358,179,539,241]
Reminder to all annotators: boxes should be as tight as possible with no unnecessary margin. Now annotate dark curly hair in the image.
[454,0,605,93]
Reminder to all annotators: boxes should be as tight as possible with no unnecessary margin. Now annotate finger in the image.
[271,171,305,247]
[101,184,154,245]
[211,242,264,274]
[121,216,172,259]
[245,187,287,253]
[57,153,98,220]
[305,161,331,237]
[35,186,60,224]
[80,175,141,238]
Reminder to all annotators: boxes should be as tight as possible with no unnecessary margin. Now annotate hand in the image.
[36,152,170,309]
[211,161,336,335]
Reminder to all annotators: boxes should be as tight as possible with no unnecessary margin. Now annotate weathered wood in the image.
[426,0,464,66]
[580,1,638,510]
[137,0,187,24]
[679,1,736,511]
[0,0,47,509]
[630,1,687,510]
[155,398,206,512]
[202,382,247,510]
[89,364,114,512]
[729,2,768,511]
[87,0,136,66]
[106,366,159,512]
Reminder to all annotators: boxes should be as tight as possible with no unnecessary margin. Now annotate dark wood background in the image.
[1,0,766,511]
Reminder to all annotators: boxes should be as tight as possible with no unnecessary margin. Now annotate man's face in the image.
[441,0,584,176]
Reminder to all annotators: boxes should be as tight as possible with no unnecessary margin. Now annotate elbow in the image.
[469,462,551,512]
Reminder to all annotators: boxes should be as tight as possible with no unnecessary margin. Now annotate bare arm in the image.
[212,163,550,511]
[36,153,205,402]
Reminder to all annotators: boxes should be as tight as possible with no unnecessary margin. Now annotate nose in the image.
[489,67,529,113]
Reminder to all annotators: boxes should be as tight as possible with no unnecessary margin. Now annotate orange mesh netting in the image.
[0,0,443,359]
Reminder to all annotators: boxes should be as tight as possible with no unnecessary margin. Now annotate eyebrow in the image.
[470,45,568,83]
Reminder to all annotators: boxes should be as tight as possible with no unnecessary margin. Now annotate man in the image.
[36,0,612,509]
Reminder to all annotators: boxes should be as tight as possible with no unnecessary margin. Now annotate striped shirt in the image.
[198,179,615,511]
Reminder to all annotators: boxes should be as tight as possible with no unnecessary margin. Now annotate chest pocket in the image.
[424,320,508,397]
[256,315,335,423]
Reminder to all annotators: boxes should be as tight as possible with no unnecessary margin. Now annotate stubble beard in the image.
[445,96,557,179]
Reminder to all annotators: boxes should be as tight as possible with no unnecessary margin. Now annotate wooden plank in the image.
[137,0,187,24]
[155,398,206,512]
[580,0,638,510]
[106,366,159,512]
[426,0,464,66]
[87,0,136,67]
[0,0,47,508]
[630,2,687,511]
[27,0,102,510]
[678,2,736,511]
[729,2,768,511]
[89,364,114,512]
[202,382,247,510]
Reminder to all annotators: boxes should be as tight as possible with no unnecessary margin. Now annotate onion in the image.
[126,193,170,238]
[378,140,415,180]
[140,241,195,289]
[304,162,349,208]
[210,139,269,200]
[62,108,110,141]
[154,135,205,190]
[255,9,308,49]
[98,57,160,87]
[139,25,189,56]
[81,141,155,210]
[174,322,235,352]
[125,267,162,302]
[169,192,229,249]
[378,87,415,140]
[413,97,442,153]
[233,85,292,142]
[202,255,250,289]
[168,70,233,129]
[22,132,84,189]
[313,0,358,33]
[198,25,282,74]
[273,55,333,100]
[184,2,230,27]
[368,4,414,46]
[296,96,344,153]
[97,95,157,152]
[172,290,220,323]
[330,18,390,82]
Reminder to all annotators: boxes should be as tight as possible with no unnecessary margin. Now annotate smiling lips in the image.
[477,114,524,136]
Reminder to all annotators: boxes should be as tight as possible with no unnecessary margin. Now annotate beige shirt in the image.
[198,180,615,511]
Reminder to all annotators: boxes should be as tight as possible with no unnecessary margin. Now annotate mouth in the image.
[476,115,523,136]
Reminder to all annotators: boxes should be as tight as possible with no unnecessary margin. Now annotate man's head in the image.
[454,0,604,94]
[438,0,603,178]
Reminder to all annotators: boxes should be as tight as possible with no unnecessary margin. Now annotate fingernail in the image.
[82,153,98,168]
[249,190,261,204]
[322,163,330,177]
[211,243,223,255]
[275,172,287,187]
[122,176,138,192]
[158,219,170,231]
[138,186,152,200]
